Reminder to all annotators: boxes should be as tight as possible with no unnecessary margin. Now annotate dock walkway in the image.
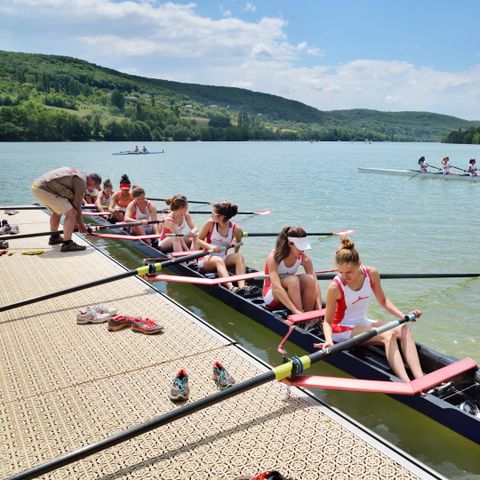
[0,209,443,479]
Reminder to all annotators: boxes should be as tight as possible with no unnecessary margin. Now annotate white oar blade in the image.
[333,229,355,236]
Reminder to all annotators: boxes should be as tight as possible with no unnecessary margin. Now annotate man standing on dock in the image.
[31,167,101,252]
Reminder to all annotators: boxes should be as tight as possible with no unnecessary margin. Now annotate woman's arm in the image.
[314,281,340,349]
[195,220,219,251]
[124,202,135,222]
[233,225,243,253]
[185,213,197,234]
[149,204,160,234]
[108,193,118,213]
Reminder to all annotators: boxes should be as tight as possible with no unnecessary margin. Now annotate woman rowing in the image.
[95,178,113,211]
[159,194,197,252]
[108,174,133,222]
[467,159,478,176]
[440,156,452,175]
[124,186,161,242]
[417,156,428,173]
[195,202,247,293]
[314,237,424,382]
[262,226,322,315]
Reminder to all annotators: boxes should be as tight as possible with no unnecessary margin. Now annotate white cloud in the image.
[243,2,256,13]
[1,0,479,118]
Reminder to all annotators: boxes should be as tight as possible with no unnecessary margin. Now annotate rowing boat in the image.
[90,220,480,444]
[359,167,478,182]
[112,150,164,156]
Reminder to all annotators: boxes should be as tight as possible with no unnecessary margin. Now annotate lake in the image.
[1,141,479,478]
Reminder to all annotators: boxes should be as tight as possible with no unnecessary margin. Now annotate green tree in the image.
[111,90,125,111]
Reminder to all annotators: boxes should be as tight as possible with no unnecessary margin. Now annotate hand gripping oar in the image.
[6,314,417,480]
[0,221,163,241]
[0,245,240,313]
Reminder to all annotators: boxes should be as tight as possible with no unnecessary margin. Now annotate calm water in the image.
[1,141,479,478]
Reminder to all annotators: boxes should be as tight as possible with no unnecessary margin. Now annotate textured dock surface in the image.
[0,209,439,479]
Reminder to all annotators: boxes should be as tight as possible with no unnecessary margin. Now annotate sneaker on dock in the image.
[61,241,86,252]
[131,317,164,335]
[212,361,235,390]
[48,234,64,245]
[108,315,136,331]
[76,307,112,325]
[170,369,189,402]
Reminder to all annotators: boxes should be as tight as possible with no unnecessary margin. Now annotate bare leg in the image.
[351,325,411,382]
[399,325,424,379]
[203,256,234,290]
[299,274,318,311]
[50,212,61,234]
[62,208,77,241]
[225,253,246,288]
[280,276,302,311]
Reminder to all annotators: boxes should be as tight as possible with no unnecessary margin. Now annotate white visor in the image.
[287,236,311,251]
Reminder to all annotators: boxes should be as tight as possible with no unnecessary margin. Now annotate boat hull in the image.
[92,223,480,444]
[359,167,478,182]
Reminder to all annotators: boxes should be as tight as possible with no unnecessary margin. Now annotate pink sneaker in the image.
[131,317,164,335]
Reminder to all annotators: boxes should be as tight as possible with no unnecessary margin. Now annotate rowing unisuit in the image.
[332,265,373,342]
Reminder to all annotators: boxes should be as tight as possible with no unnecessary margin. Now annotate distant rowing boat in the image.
[359,167,478,182]
[112,150,165,156]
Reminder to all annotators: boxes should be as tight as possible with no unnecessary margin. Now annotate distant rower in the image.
[417,156,428,172]
[467,159,478,176]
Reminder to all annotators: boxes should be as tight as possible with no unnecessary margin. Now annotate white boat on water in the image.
[359,167,478,182]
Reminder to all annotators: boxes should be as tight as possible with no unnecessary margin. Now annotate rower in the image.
[467,159,478,176]
[108,174,133,222]
[262,226,322,315]
[417,156,428,173]
[314,236,424,383]
[159,194,197,253]
[124,186,161,243]
[195,202,247,293]
[95,178,113,211]
[440,156,452,175]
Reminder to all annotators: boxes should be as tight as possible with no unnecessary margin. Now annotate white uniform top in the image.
[262,253,303,299]
[206,221,236,259]
[132,200,152,222]
[332,266,373,333]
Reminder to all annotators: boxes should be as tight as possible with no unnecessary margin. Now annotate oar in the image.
[0,205,97,210]
[0,244,241,313]
[159,209,271,216]
[7,314,417,480]
[165,229,353,238]
[451,165,468,174]
[149,198,213,205]
[314,272,480,280]
[0,221,163,241]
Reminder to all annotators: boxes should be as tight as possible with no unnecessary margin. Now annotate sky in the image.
[1,0,479,119]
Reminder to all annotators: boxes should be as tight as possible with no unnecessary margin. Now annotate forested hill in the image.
[0,50,477,142]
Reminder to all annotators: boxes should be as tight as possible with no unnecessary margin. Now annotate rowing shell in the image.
[88,217,480,444]
[359,167,479,182]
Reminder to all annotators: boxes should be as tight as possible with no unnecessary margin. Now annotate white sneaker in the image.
[92,304,118,316]
[76,307,112,325]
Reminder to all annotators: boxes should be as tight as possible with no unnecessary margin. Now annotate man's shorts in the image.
[31,187,72,215]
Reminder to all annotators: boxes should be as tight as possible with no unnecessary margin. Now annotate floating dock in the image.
[0,209,444,479]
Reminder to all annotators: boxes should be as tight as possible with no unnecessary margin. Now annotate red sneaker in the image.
[131,317,164,335]
[108,315,136,332]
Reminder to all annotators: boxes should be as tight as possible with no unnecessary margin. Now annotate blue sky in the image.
[1,0,479,119]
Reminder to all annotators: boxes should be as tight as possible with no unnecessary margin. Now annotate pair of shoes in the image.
[48,234,64,245]
[169,362,236,402]
[108,315,164,334]
[212,361,235,390]
[77,304,117,325]
[0,240,8,249]
[4,209,19,215]
[61,241,86,252]
[9,225,19,234]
